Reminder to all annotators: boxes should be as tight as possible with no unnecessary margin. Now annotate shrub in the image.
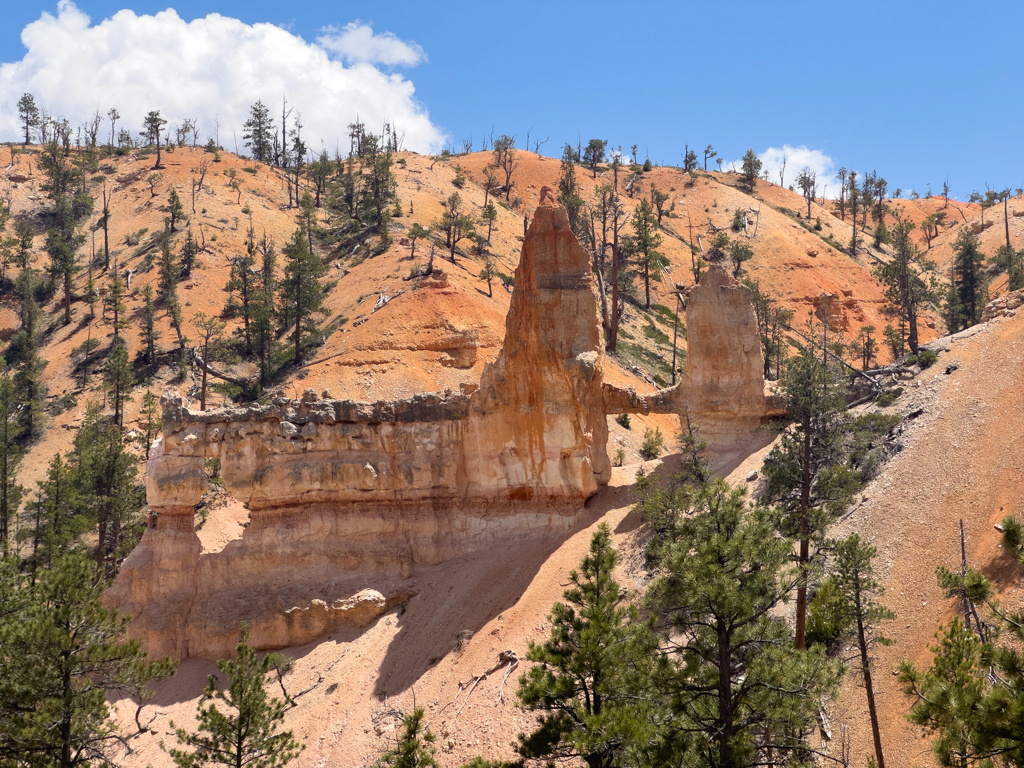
[204,457,221,480]
[732,210,744,231]
[876,388,902,407]
[616,412,631,429]
[904,355,918,367]
[917,349,938,368]
[640,427,664,460]
[614,447,626,467]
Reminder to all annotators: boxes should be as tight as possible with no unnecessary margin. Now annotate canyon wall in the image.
[108,201,781,659]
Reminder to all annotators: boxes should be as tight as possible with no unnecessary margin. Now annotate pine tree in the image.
[436,193,475,262]
[373,708,438,768]
[583,139,607,178]
[631,198,667,308]
[873,211,939,352]
[646,479,841,767]
[407,223,430,259]
[180,227,198,278]
[103,340,133,428]
[481,203,497,243]
[164,187,186,232]
[140,284,160,363]
[743,278,792,381]
[224,225,258,352]
[157,231,180,304]
[104,273,129,343]
[13,266,47,439]
[251,235,278,388]
[761,341,861,649]
[517,524,635,768]
[796,167,816,218]
[0,552,175,768]
[0,375,23,556]
[194,313,228,411]
[478,255,496,297]
[557,143,584,239]
[359,134,397,234]
[728,239,754,279]
[26,452,92,574]
[17,92,40,145]
[899,611,1024,767]
[72,407,145,575]
[833,534,895,768]
[165,624,304,768]
[243,100,274,163]
[279,229,329,365]
[946,228,987,332]
[739,148,761,192]
[137,390,162,460]
[141,110,168,168]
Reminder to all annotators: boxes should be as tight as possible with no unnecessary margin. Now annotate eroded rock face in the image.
[604,265,783,461]
[109,199,609,659]
[109,207,778,659]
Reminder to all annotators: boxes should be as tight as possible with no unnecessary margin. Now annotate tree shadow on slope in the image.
[371,479,641,699]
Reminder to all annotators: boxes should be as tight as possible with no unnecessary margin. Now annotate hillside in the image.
[2,143,959,492]
[4,143,1024,767]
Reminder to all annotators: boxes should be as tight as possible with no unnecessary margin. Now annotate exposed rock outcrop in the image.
[108,198,608,659]
[108,203,778,659]
[982,288,1024,322]
[603,264,784,462]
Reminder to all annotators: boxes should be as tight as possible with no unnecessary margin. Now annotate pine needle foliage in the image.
[166,624,304,768]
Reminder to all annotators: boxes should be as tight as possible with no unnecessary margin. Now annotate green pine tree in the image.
[164,187,187,232]
[946,228,987,333]
[194,313,228,411]
[739,148,761,192]
[761,341,861,649]
[832,534,895,768]
[517,524,637,768]
[0,375,23,556]
[137,390,162,460]
[102,340,133,428]
[28,452,86,571]
[873,213,939,352]
[251,235,279,388]
[373,708,437,768]
[224,224,258,352]
[0,552,175,768]
[279,228,329,365]
[644,479,842,768]
[165,624,304,768]
[140,284,160,363]
[631,198,667,308]
[104,273,129,343]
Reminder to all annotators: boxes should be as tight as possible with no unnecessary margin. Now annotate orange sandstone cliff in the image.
[107,200,779,659]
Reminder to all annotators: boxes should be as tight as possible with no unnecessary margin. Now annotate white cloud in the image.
[317,22,425,66]
[0,2,445,154]
[726,145,841,199]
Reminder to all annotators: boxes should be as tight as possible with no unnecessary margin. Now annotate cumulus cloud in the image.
[726,145,841,198]
[317,22,425,66]
[0,2,445,154]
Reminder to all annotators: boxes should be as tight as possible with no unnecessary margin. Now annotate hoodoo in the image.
[107,199,780,659]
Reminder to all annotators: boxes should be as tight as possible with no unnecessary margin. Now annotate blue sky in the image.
[2,1,1020,200]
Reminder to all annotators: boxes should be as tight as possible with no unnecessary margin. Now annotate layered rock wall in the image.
[109,205,780,659]
[109,199,610,658]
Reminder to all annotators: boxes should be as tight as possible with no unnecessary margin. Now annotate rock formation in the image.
[603,264,784,463]
[108,201,779,659]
